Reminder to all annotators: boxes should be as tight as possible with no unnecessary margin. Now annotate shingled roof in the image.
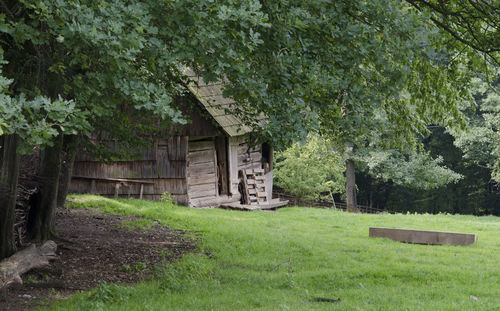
[185,69,251,137]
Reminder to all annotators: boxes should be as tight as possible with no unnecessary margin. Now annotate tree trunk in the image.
[28,134,63,241]
[57,136,77,208]
[0,135,20,260]
[0,240,57,291]
[345,143,358,213]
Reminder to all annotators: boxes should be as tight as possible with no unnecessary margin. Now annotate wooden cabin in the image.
[69,75,277,208]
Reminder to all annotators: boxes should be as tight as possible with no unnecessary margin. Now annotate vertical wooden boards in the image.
[228,136,242,196]
[264,170,273,202]
[158,136,187,178]
[68,178,187,196]
[187,139,218,207]
[71,136,190,202]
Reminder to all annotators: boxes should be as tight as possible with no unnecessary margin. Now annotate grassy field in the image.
[47,195,500,310]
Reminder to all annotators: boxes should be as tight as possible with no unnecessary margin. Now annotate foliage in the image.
[2,0,483,154]
[448,74,500,181]
[75,281,135,311]
[160,191,176,207]
[356,149,462,190]
[0,54,88,152]
[274,130,462,200]
[49,195,500,310]
[357,128,500,215]
[174,0,471,148]
[274,134,345,199]
[405,0,500,66]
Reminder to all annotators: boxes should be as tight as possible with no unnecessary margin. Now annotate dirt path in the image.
[1,208,195,311]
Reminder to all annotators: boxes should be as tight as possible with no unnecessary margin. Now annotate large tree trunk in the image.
[345,143,358,213]
[28,134,63,241]
[57,135,77,208]
[0,135,20,260]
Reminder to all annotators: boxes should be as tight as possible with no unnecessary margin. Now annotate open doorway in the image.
[215,136,230,195]
[261,143,273,173]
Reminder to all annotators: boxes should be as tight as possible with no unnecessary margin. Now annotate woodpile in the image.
[14,178,41,247]
[14,151,42,247]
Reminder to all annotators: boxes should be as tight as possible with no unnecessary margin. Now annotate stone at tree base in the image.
[369,227,477,246]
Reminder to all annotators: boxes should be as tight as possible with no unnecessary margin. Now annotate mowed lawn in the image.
[49,195,500,310]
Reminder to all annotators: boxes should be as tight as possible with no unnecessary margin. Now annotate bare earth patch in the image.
[1,208,195,311]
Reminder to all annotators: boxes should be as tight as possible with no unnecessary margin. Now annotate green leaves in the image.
[274,134,346,199]
[0,0,486,161]
[357,149,462,190]
[449,73,500,181]
[0,91,90,153]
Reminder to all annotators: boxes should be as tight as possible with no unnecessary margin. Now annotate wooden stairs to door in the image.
[240,168,268,205]
[220,168,288,211]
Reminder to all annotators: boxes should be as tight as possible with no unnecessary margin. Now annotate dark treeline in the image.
[357,128,500,216]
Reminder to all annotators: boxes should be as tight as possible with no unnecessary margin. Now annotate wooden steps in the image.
[220,199,289,211]
[240,169,268,205]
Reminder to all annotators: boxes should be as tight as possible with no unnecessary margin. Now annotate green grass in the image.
[47,194,500,310]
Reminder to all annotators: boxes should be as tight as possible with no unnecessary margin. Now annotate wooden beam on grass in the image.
[369,227,477,246]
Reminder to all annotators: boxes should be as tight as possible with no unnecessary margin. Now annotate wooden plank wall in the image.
[186,140,218,207]
[237,143,262,171]
[227,136,262,198]
[69,136,189,203]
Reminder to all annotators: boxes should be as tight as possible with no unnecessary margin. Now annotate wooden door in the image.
[186,139,217,206]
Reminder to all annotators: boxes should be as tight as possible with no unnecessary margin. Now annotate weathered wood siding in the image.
[187,140,218,207]
[69,136,189,203]
[227,136,262,199]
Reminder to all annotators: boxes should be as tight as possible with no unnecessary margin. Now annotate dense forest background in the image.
[357,127,500,216]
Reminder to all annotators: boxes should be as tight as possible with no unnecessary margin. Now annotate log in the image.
[0,240,57,291]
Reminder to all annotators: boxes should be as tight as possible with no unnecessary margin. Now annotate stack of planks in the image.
[240,168,268,205]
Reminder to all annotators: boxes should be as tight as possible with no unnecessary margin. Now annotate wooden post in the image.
[90,180,96,194]
[139,184,144,200]
[114,183,120,198]
[329,189,336,210]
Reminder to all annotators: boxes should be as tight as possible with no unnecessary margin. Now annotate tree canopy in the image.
[0,0,499,258]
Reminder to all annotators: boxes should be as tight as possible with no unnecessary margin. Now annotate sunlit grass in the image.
[48,194,500,310]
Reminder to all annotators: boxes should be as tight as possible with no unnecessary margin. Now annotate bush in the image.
[274,135,345,199]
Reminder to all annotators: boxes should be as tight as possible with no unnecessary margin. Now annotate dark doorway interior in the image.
[215,137,230,195]
[261,143,273,173]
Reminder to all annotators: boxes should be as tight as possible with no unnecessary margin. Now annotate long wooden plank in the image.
[188,150,216,164]
[240,169,250,204]
[188,175,217,186]
[220,200,288,211]
[188,162,215,170]
[369,227,477,246]
[188,182,215,192]
[187,167,216,178]
[189,189,217,199]
[189,140,215,152]
[72,176,154,184]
